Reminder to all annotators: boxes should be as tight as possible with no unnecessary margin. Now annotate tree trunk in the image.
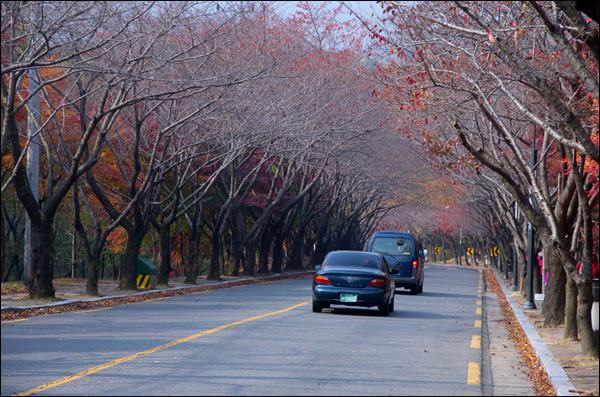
[120,231,144,290]
[28,220,56,299]
[519,247,527,297]
[157,226,171,286]
[71,221,77,278]
[271,233,284,274]
[257,228,272,274]
[286,229,304,270]
[0,211,4,283]
[184,227,200,284]
[453,241,460,265]
[229,212,245,277]
[208,231,222,281]
[542,245,566,326]
[564,273,579,340]
[576,282,598,357]
[85,256,100,296]
[243,240,256,276]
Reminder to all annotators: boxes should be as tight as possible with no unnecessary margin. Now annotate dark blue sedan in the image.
[312,251,395,316]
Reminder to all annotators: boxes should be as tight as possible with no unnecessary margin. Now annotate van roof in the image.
[371,230,413,238]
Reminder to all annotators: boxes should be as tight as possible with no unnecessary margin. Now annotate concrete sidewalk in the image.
[492,267,599,396]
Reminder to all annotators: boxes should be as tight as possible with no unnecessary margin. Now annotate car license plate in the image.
[340,293,357,303]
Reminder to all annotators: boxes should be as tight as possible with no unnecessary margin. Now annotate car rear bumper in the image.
[392,275,417,288]
[313,285,388,307]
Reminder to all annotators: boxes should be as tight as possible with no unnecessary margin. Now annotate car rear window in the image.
[323,252,381,269]
[371,236,414,256]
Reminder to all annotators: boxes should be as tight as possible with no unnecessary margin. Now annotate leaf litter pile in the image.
[484,269,556,396]
[1,272,311,322]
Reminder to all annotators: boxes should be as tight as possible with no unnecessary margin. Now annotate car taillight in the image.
[368,278,386,288]
[412,260,418,271]
[315,275,332,285]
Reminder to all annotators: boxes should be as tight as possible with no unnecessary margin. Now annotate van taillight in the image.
[412,260,418,270]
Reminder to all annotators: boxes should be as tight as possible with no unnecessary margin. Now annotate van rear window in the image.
[371,237,414,256]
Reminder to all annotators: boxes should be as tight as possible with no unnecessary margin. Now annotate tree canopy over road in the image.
[1,1,597,357]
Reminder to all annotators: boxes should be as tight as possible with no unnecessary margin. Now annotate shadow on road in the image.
[415,291,477,299]
[320,307,457,320]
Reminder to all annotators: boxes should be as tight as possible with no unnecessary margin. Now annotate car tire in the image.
[418,281,423,293]
[410,285,418,295]
[312,302,322,313]
[378,302,390,316]
[389,295,395,313]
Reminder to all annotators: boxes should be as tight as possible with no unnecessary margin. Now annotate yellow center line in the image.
[476,300,482,306]
[74,307,112,314]
[474,320,481,328]
[13,300,311,396]
[471,335,481,349]
[476,307,482,315]
[1,318,29,324]
[467,362,480,384]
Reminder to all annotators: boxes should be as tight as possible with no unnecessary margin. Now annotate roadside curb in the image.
[1,271,315,315]
[492,270,578,396]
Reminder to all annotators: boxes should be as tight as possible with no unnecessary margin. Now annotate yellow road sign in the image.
[490,247,500,256]
[467,248,474,256]
[434,247,440,255]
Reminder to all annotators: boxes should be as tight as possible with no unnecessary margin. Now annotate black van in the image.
[366,231,425,294]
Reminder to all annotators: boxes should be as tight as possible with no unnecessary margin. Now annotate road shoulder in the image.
[485,288,537,395]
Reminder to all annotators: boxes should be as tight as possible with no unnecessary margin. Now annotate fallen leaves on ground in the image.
[1,283,28,294]
[1,273,312,322]
[484,269,556,396]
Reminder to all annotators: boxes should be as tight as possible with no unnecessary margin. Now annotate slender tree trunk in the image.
[73,187,100,296]
[3,255,17,282]
[208,231,222,281]
[542,245,566,326]
[184,225,200,284]
[519,247,527,297]
[151,228,159,268]
[286,230,304,270]
[243,239,256,276]
[71,220,77,278]
[229,232,242,277]
[442,234,446,264]
[0,211,4,283]
[157,226,171,286]
[271,233,284,274]
[257,228,272,274]
[576,281,598,357]
[564,272,579,340]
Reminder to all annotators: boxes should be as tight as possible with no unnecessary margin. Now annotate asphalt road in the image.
[2,265,485,396]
